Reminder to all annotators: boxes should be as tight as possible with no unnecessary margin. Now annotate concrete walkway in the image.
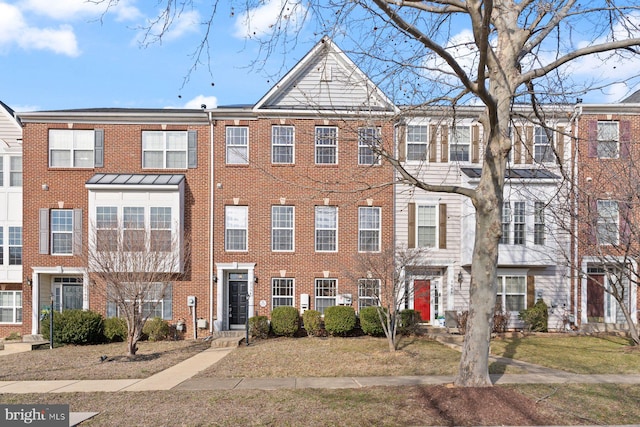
[2,342,640,394]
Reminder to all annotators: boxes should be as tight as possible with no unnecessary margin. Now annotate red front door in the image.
[414,279,431,322]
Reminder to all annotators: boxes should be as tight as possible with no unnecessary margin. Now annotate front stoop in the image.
[209,331,245,348]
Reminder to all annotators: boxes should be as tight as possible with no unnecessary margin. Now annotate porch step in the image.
[207,331,245,348]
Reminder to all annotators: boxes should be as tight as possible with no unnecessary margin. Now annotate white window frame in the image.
[315,278,337,314]
[358,278,380,311]
[271,206,294,252]
[496,275,526,314]
[8,226,21,266]
[534,201,545,245]
[513,201,526,245]
[226,127,249,164]
[150,207,172,252]
[51,209,74,255]
[358,206,381,252]
[49,129,95,168]
[500,201,511,245]
[114,283,172,320]
[0,227,3,265]
[96,206,118,252]
[272,278,295,309]
[123,207,145,252]
[406,125,428,162]
[9,156,21,187]
[53,276,84,312]
[450,125,470,162]
[534,126,554,163]
[225,206,248,251]
[0,290,22,324]
[315,206,337,252]
[0,157,3,187]
[416,204,437,248]
[358,127,381,165]
[597,200,619,245]
[272,125,294,164]
[597,121,619,159]
[142,131,189,169]
[315,126,338,164]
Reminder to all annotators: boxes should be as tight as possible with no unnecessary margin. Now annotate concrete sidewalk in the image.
[2,341,640,393]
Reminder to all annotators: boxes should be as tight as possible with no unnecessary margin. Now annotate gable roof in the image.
[254,36,397,115]
[0,100,22,150]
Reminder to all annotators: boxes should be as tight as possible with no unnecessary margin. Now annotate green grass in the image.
[490,334,640,374]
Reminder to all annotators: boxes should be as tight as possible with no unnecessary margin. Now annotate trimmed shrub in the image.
[359,306,385,336]
[143,317,170,341]
[271,306,300,337]
[41,309,104,345]
[302,310,322,337]
[519,299,549,332]
[399,309,422,335]
[249,315,270,339]
[104,317,127,342]
[324,306,356,336]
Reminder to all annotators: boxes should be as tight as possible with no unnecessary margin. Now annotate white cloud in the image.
[182,95,218,109]
[0,3,79,56]
[423,29,479,83]
[234,0,306,39]
[139,9,200,43]
[20,0,141,21]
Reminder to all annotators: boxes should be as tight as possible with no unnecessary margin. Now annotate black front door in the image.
[229,273,248,326]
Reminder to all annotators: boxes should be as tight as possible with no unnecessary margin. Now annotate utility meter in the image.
[187,296,196,307]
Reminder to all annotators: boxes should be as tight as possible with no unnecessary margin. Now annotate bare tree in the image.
[87,222,189,357]
[98,0,640,386]
[350,245,429,352]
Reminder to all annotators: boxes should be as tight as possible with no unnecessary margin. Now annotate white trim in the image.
[215,262,256,331]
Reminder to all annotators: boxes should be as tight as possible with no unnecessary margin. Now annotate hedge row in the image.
[249,307,423,338]
[41,309,171,345]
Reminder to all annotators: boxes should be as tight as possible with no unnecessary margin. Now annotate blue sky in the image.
[0,0,317,111]
[1,0,639,113]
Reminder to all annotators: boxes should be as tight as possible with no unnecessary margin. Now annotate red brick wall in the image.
[212,117,396,315]
[22,121,211,337]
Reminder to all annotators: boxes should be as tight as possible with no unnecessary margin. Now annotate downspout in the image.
[571,104,582,326]
[208,111,214,334]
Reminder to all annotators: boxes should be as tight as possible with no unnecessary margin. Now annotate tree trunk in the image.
[455,201,501,386]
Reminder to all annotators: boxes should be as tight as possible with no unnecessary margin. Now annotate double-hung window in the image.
[315,126,337,164]
[272,206,294,252]
[226,127,249,164]
[597,200,619,245]
[450,125,470,162]
[315,278,336,314]
[108,282,172,320]
[225,206,248,251]
[406,125,428,161]
[597,121,619,159]
[9,156,21,187]
[8,226,21,265]
[358,207,381,252]
[0,158,3,186]
[534,202,545,245]
[0,291,22,323]
[315,206,337,252]
[142,131,193,169]
[123,207,145,252]
[272,126,294,164]
[500,202,511,244]
[272,278,294,308]
[417,205,436,247]
[358,278,380,311]
[513,202,526,245]
[496,276,526,313]
[96,207,118,252]
[150,207,172,252]
[534,126,554,163]
[51,210,74,255]
[0,228,3,264]
[358,127,381,165]
[49,129,97,168]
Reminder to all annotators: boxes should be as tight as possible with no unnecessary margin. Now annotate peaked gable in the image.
[254,37,397,114]
[0,100,22,150]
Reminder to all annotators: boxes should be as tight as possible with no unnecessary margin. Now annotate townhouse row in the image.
[1,37,638,338]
